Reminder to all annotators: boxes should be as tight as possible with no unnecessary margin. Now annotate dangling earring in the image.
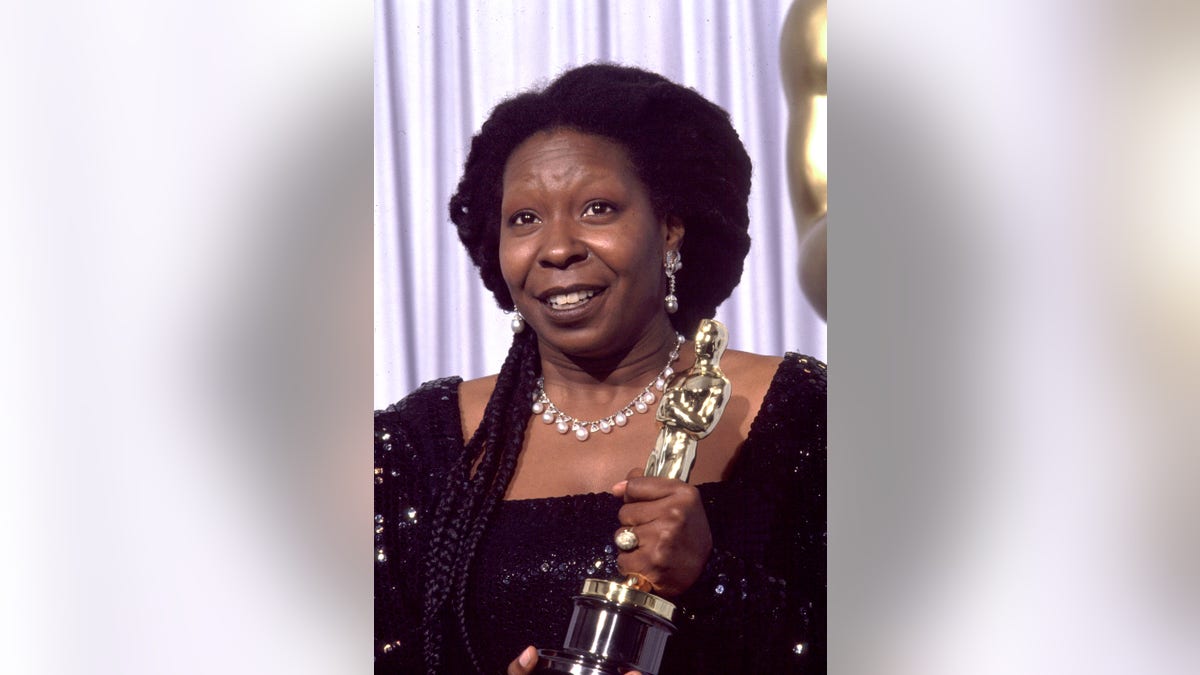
[510,309,525,334]
[664,250,682,314]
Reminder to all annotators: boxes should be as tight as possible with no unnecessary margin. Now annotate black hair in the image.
[449,62,752,337]
[420,329,539,673]
[423,63,753,673]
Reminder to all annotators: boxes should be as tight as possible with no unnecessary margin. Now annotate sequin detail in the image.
[374,355,826,673]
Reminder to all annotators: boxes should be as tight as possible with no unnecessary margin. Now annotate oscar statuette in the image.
[535,319,732,675]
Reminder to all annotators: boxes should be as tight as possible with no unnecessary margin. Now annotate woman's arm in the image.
[671,357,827,673]
[672,503,825,672]
[374,407,427,672]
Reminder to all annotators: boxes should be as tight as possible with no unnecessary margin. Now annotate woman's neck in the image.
[536,320,685,404]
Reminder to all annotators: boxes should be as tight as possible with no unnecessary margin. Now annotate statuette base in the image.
[534,583,676,675]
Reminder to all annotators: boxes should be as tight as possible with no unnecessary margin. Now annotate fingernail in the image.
[519,646,535,667]
[612,480,627,492]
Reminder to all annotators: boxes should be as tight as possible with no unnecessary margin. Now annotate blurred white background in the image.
[1,1,372,673]
[830,1,1200,673]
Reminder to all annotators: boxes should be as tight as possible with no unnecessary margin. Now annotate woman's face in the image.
[499,128,682,359]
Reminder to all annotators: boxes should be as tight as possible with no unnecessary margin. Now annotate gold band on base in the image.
[622,573,654,593]
[579,578,676,623]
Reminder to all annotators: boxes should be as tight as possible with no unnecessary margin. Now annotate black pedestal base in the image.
[534,594,675,675]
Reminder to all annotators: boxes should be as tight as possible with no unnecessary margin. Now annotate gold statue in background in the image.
[781,0,827,320]
[645,319,731,483]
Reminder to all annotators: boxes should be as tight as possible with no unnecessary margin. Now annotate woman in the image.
[375,64,826,674]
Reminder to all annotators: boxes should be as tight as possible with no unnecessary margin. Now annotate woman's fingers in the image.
[616,521,685,567]
[617,480,700,526]
[507,645,538,675]
[611,479,628,498]
[611,469,712,598]
[619,475,689,503]
[610,467,645,498]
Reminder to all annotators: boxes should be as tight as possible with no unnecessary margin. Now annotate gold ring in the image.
[624,572,655,593]
[614,527,639,551]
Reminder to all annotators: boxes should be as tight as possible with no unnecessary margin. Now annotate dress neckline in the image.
[493,480,732,507]
[449,353,802,503]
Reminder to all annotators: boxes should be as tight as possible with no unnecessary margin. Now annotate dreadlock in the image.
[420,329,539,673]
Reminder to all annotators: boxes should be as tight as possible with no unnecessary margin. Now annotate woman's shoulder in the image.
[375,375,463,421]
[702,350,822,448]
[720,349,825,399]
[458,373,499,409]
[375,376,467,459]
[754,352,826,414]
[457,373,498,443]
[721,352,825,486]
[776,351,827,383]
[720,349,785,386]
[748,352,826,441]
[746,349,826,415]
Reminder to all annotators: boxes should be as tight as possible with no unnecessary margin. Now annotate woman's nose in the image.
[537,218,588,269]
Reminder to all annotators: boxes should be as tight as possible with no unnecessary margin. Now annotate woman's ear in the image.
[664,215,685,250]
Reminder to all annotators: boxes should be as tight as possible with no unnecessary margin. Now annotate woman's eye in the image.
[583,201,615,217]
[509,211,539,226]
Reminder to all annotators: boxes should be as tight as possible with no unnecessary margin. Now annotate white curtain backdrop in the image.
[375,0,826,407]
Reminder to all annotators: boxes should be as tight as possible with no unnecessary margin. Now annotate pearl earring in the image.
[664,250,682,314]
[510,310,525,334]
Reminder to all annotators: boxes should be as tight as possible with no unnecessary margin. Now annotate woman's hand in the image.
[612,468,713,598]
[507,646,644,675]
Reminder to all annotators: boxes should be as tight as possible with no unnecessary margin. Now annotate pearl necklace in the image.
[532,333,685,442]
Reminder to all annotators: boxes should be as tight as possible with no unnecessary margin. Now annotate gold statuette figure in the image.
[644,318,731,483]
[536,318,735,675]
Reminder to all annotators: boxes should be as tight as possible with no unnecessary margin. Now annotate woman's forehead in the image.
[502,128,635,187]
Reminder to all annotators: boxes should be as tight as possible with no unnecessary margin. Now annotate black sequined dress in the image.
[375,353,826,674]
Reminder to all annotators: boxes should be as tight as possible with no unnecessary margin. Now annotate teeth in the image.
[547,289,597,309]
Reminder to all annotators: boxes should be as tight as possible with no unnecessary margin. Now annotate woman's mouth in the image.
[545,288,600,310]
